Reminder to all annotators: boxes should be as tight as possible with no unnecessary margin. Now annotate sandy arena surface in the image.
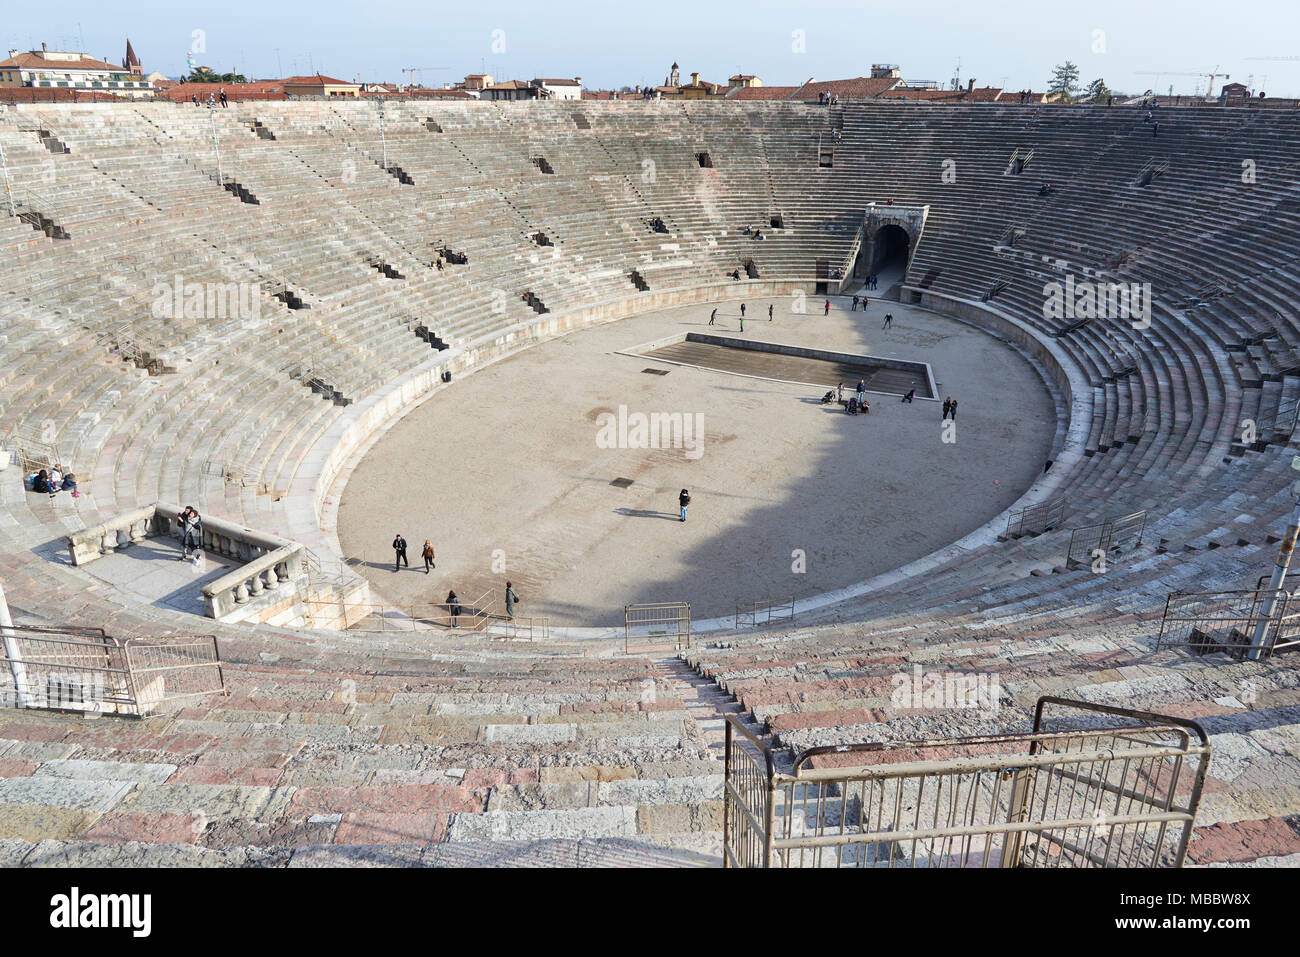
[337,293,1058,624]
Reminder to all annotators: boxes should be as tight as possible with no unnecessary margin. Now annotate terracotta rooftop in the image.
[726,85,799,100]
[281,74,354,86]
[0,51,125,72]
[790,76,902,99]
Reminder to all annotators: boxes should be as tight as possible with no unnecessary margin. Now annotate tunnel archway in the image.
[871,223,911,274]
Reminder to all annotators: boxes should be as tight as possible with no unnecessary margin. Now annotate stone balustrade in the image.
[67,504,159,566]
[66,502,306,622]
[200,544,304,621]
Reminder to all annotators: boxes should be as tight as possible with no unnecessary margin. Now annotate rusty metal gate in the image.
[723,696,1210,868]
[624,601,691,654]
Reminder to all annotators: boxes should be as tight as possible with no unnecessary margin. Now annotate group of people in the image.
[817,91,842,105]
[28,465,78,499]
[392,534,439,573]
[390,533,521,625]
[708,302,774,331]
[190,88,229,108]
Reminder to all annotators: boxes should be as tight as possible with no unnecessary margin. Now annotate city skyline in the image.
[6,0,1300,97]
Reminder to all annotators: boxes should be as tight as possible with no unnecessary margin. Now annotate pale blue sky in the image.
[6,0,1300,96]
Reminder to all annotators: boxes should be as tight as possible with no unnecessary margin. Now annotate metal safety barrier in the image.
[625,601,691,654]
[1004,498,1066,539]
[1066,509,1146,569]
[0,625,225,717]
[723,697,1210,868]
[735,595,796,629]
[1156,588,1300,658]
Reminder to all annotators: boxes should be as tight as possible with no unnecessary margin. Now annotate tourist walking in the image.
[851,295,859,311]
[679,488,691,523]
[740,303,746,318]
[422,540,435,573]
[393,533,408,571]
[709,308,716,326]
[942,397,953,419]
[505,581,519,619]
[883,312,893,329]
[824,299,830,316]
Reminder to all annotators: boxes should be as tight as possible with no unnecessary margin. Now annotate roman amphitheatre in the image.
[0,95,1297,867]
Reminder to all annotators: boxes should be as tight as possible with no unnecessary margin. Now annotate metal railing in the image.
[0,625,225,717]
[1066,509,1146,569]
[492,617,551,642]
[625,601,691,654]
[1004,498,1066,538]
[723,697,1210,868]
[735,595,796,629]
[305,585,498,632]
[1156,587,1300,658]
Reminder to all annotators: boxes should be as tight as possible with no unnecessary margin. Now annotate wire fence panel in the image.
[625,602,691,654]
[1005,499,1066,539]
[723,697,1210,869]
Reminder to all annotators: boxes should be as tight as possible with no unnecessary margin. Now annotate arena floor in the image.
[336,294,1059,623]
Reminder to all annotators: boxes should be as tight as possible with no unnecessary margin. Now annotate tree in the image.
[1048,61,1081,102]
[185,70,247,84]
[1083,78,1111,103]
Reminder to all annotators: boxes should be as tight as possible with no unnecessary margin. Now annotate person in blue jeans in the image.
[679,488,691,522]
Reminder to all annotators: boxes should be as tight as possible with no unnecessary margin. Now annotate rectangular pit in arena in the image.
[626,333,936,398]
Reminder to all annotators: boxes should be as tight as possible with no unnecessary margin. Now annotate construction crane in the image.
[401,66,448,88]
[1135,67,1229,98]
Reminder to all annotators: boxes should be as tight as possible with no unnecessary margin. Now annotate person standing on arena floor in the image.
[505,581,519,619]
[679,488,691,522]
[393,533,408,571]
[883,312,892,329]
[948,398,958,419]
[709,308,716,326]
[422,540,435,573]
[446,590,461,627]
[740,302,746,319]
[837,382,844,403]
[824,299,830,316]
[856,379,866,407]
[943,397,952,419]
[768,303,774,321]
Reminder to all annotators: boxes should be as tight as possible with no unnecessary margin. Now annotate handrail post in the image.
[722,717,732,868]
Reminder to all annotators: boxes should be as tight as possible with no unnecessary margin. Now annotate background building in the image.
[0,42,154,98]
